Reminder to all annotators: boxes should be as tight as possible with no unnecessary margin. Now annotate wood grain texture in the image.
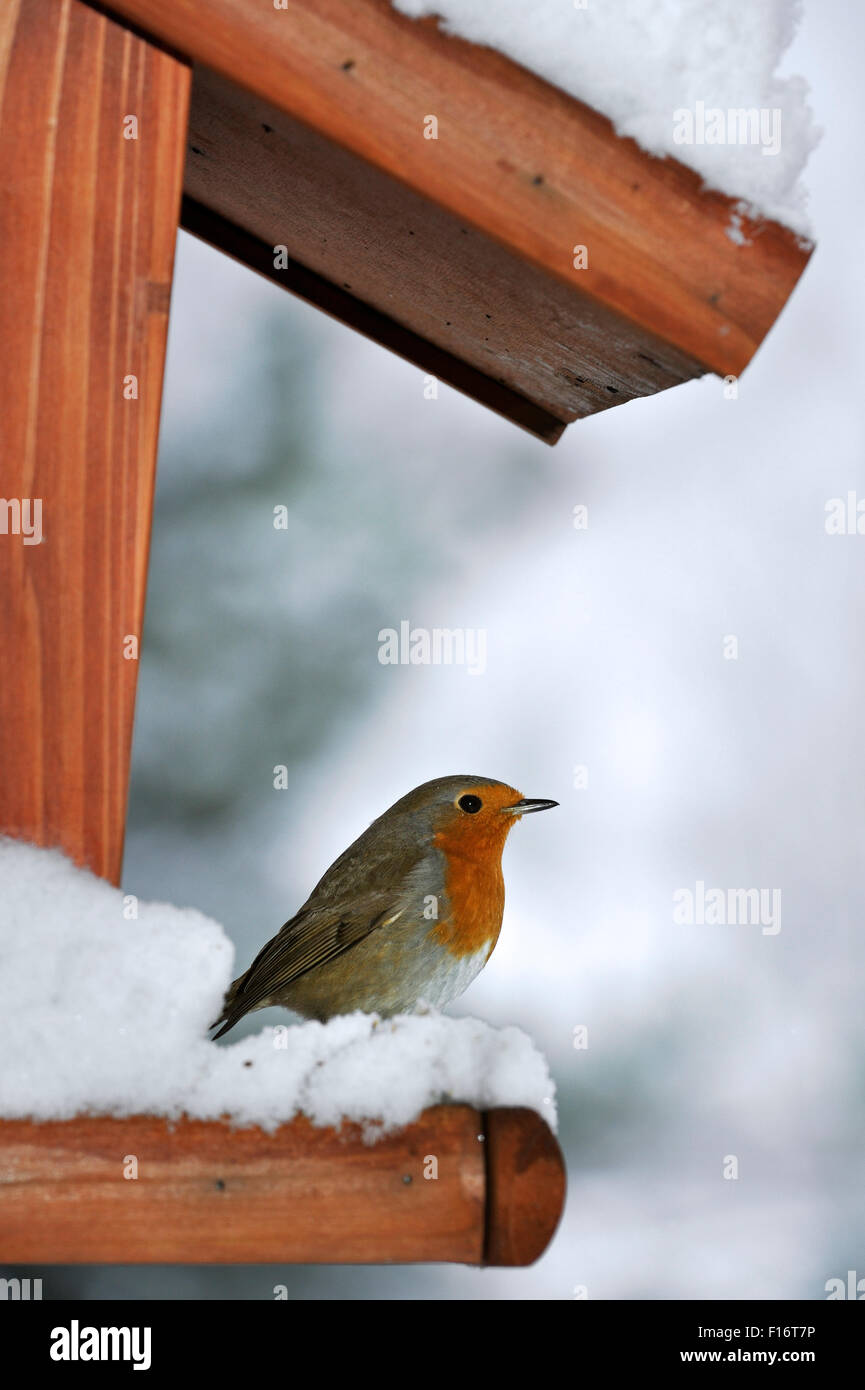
[0,1106,563,1265]
[181,195,567,443]
[0,0,190,882]
[183,66,702,438]
[105,0,811,392]
[483,1106,566,1266]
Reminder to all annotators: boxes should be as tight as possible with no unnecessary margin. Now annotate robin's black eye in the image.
[458,794,482,814]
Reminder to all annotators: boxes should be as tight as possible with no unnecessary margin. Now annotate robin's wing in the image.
[211,821,432,1038]
[210,895,401,1038]
[245,894,400,1007]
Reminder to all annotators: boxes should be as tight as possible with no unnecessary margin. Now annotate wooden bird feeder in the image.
[0,0,810,1267]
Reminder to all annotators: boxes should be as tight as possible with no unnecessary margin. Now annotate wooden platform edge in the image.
[0,1105,565,1267]
[483,1105,567,1267]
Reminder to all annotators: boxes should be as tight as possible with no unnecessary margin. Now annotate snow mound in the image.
[392,0,819,234]
[0,839,555,1135]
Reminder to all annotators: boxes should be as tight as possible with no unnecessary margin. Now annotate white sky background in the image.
[112,0,865,1300]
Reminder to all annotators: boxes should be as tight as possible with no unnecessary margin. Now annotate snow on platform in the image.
[0,839,555,1135]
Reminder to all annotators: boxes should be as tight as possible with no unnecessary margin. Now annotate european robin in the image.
[212,775,557,1037]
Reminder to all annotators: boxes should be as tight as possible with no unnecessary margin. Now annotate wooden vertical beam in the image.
[0,0,190,882]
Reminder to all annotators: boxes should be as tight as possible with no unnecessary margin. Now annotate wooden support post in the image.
[0,0,190,882]
[0,1106,566,1265]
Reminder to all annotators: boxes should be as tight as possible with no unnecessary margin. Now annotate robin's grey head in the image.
[373,776,558,845]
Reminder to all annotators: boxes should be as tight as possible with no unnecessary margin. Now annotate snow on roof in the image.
[0,839,555,1134]
[393,0,818,235]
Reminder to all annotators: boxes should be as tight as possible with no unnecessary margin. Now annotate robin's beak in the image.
[501,797,559,816]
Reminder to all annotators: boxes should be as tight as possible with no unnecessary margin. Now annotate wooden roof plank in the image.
[103,0,812,405]
[181,195,568,443]
[182,65,708,438]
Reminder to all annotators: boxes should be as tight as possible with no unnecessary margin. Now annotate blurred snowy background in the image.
[42,0,864,1299]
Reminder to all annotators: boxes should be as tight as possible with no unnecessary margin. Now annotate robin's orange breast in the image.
[430,822,508,960]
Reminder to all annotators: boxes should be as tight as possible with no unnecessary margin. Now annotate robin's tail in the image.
[210,970,251,1041]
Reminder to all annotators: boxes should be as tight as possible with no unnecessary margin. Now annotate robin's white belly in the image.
[416,943,491,1010]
